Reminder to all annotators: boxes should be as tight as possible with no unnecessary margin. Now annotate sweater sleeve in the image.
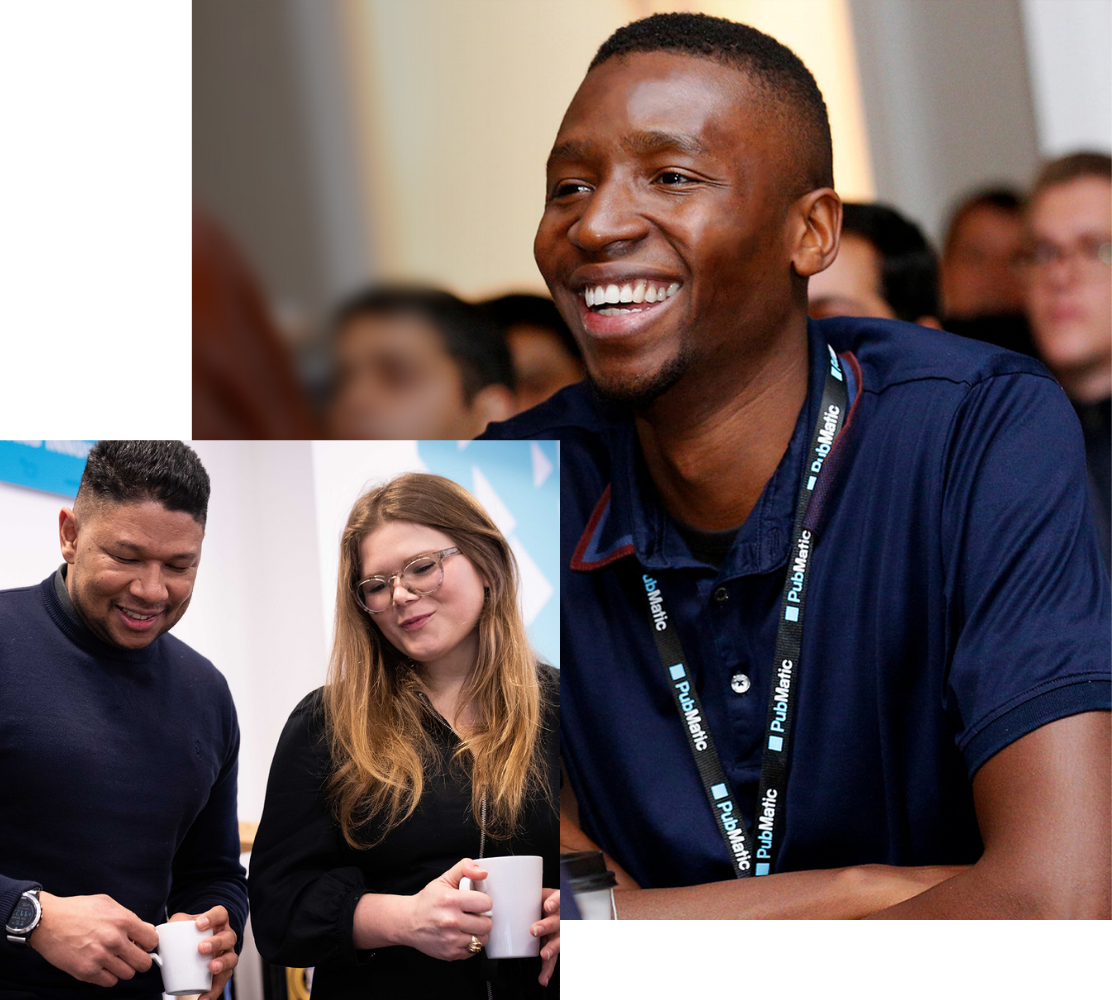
[166,689,249,952]
[248,691,370,970]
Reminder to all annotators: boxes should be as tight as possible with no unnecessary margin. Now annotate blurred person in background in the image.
[327,287,515,440]
[940,188,1027,320]
[1022,151,1112,568]
[192,205,320,439]
[481,294,585,415]
[808,202,941,327]
[939,188,1036,357]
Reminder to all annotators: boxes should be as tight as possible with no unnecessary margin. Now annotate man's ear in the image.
[467,384,516,438]
[59,507,79,564]
[790,188,841,278]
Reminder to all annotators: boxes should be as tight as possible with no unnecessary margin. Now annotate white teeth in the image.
[583,280,681,309]
[599,307,644,316]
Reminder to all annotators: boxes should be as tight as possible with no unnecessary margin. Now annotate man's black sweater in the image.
[0,571,247,998]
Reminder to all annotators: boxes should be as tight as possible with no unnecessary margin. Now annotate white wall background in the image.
[1021,0,1112,156]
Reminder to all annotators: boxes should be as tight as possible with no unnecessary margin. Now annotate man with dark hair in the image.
[808,202,941,326]
[481,293,585,414]
[327,285,516,439]
[938,186,1037,357]
[484,13,1110,918]
[940,187,1027,321]
[1022,151,1112,568]
[0,441,247,998]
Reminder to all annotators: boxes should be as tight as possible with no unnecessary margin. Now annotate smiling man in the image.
[484,13,1110,918]
[0,441,248,998]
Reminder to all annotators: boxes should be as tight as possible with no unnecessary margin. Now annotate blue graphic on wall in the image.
[418,440,559,669]
[0,441,94,498]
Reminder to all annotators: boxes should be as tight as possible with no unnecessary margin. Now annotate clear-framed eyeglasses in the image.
[355,547,460,614]
[1017,237,1112,279]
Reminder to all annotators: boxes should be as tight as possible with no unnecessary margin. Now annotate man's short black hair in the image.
[842,202,940,323]
[943,186,1023,254]
[77,441,211,527]
[590,12,833,193]
[331,286,516,399]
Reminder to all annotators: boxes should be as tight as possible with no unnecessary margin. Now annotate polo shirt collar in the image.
[573,322,846,578]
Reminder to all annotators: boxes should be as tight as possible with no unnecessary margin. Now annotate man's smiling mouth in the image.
[583,280,681,315]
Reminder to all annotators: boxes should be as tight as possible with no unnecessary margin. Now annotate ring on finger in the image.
[468,935,482,954]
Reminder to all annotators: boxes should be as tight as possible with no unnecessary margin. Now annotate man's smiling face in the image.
[534,51,803,407]
[60,500,204,650]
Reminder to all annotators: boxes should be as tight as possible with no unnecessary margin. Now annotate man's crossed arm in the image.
[561,712,1110,919]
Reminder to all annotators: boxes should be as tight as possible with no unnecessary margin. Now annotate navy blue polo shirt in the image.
[484,317,1111,889]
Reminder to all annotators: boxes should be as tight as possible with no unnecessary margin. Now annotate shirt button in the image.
[731,673,751,695]
[713,586,729,603]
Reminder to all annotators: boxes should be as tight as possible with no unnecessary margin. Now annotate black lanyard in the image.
[638,345,849,877]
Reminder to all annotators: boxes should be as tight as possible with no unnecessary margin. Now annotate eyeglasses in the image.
[1017,238,1112,276]
[355,547,460,614]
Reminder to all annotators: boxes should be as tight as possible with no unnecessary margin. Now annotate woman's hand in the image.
[397,858,493,961]
[532,889,560,987]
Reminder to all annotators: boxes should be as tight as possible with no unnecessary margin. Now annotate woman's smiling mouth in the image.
[400,613,433,631]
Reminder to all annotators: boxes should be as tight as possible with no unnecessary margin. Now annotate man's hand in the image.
[28,891,158,988]
[533,889,560,987]
[168,905,238,1000]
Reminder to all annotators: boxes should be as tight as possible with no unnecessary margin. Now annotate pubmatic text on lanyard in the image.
[638,343,849,877]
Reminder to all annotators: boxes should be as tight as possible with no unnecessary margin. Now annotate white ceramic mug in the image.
[460,855,544,959]
[150,920,212,997]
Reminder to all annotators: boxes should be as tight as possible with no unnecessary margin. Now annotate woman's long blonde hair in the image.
[324,472,549,849]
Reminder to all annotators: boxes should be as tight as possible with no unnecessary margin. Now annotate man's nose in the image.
[568,178,649,253]
[130,564,168,605]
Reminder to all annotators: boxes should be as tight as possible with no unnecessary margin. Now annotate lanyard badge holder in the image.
[639,344,849,877]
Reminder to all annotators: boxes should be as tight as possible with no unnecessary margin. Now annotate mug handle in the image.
[149,951,162,968]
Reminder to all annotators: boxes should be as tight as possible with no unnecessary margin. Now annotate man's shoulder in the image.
[819,316,1055,393]
[0,577,48,613]
[157,632,233,699]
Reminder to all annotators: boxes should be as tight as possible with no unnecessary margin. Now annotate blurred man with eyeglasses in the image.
[1022,152,1112,568]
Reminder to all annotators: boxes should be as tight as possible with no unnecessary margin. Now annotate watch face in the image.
[9,896,36,931]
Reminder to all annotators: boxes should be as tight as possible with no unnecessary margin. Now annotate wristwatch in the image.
[5,889,42,945]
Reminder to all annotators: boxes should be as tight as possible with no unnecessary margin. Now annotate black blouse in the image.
[248,666,560,999]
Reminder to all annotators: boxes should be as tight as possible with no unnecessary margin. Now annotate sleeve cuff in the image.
[0,879,41,928]
[961,675,1111,776]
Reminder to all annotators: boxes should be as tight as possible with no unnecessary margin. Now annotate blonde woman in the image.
[249,474,560,998]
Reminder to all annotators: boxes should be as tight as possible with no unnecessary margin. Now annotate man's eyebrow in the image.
[115,540,197,561]
[546,130,710,170]
[622,130,710,157]
[546,139,593,170]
